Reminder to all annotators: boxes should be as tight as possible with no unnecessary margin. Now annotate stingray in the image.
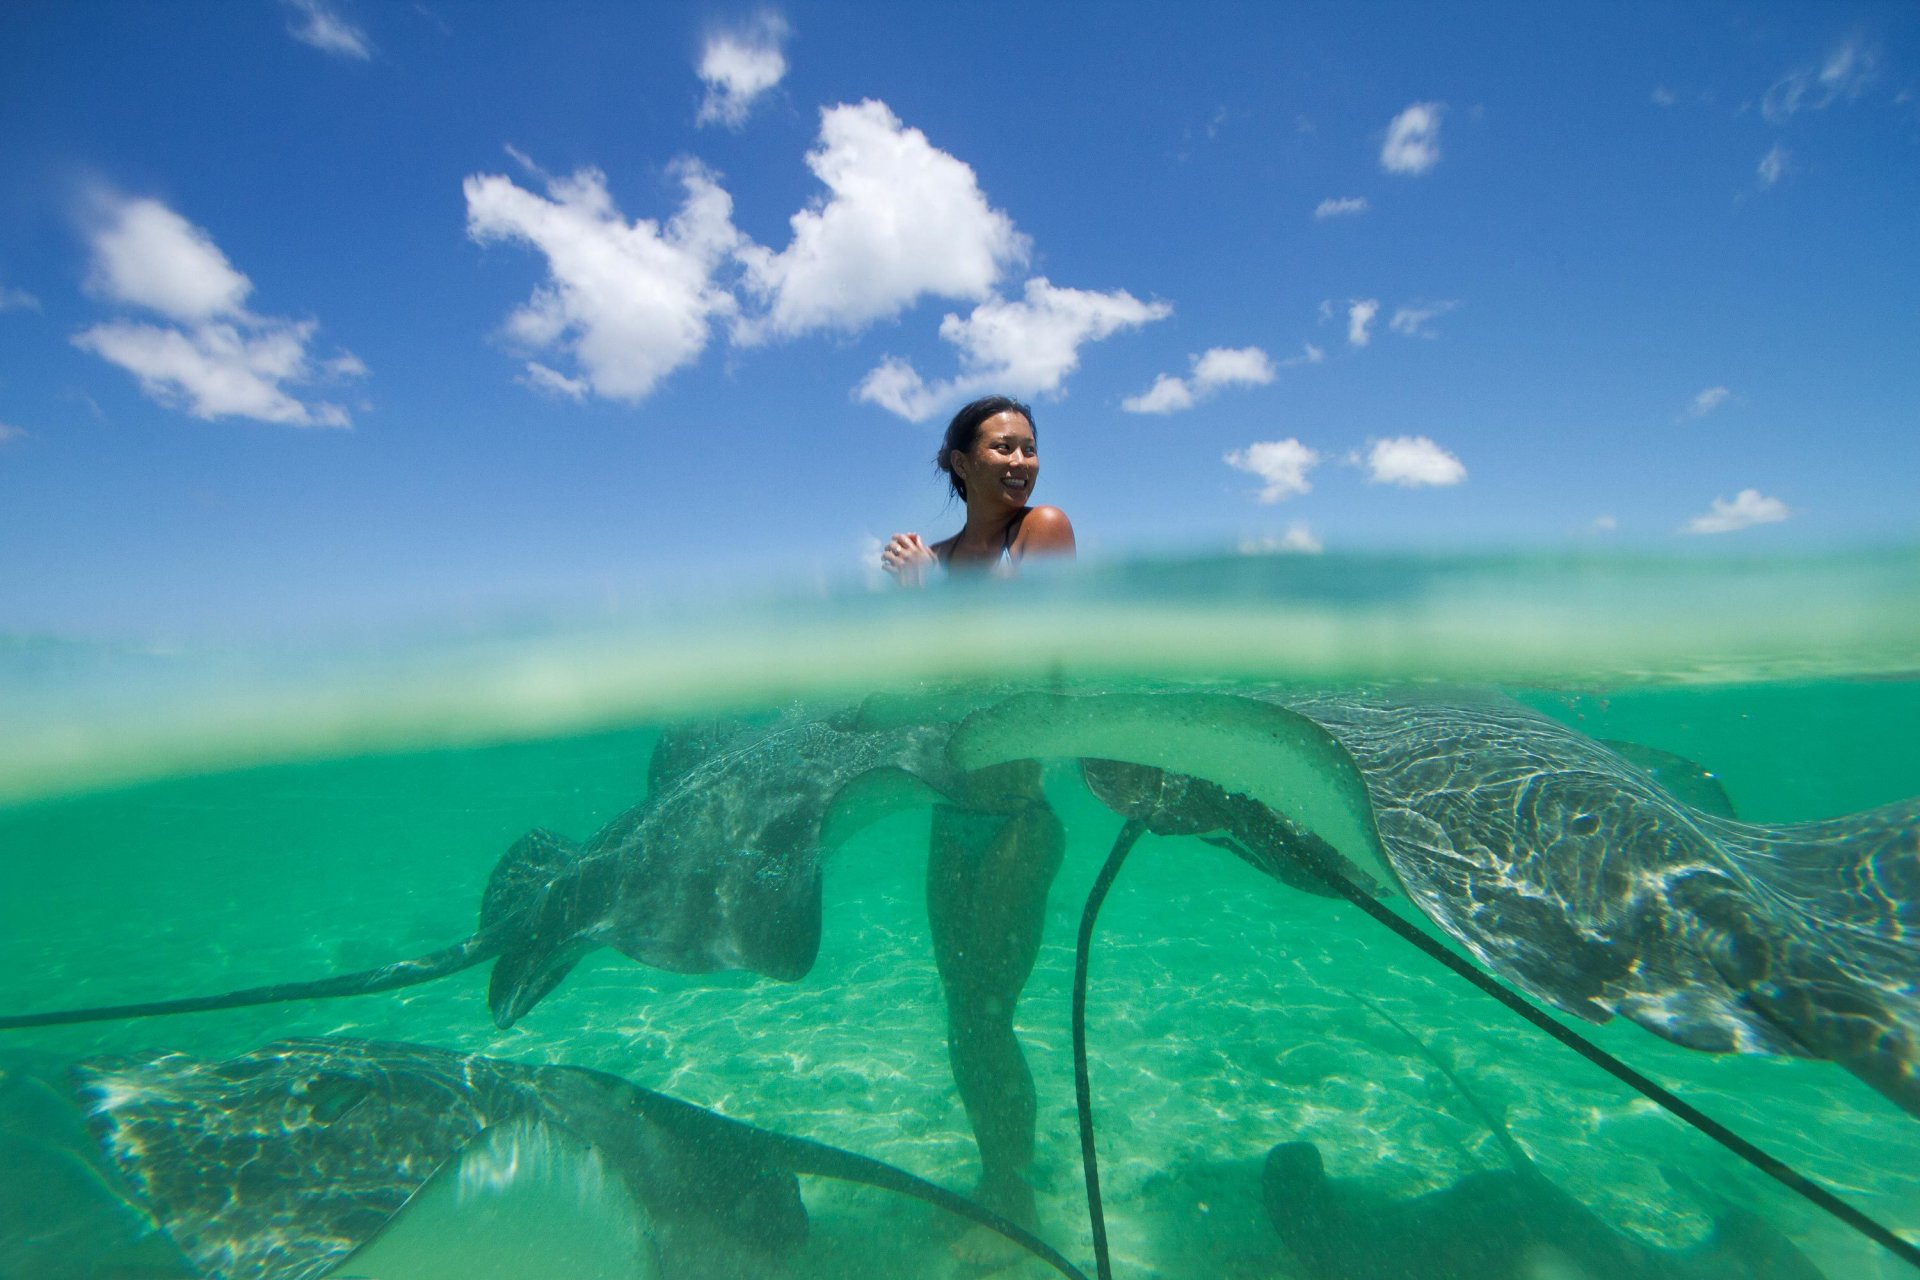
[0,707,970,1035]
[71,1035,1087,1280]
[953,686,1920,1118]
[1259,996,1828,1280]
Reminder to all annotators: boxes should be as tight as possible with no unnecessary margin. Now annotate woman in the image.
[880,395,1076,585]
[879,396,1074,1261]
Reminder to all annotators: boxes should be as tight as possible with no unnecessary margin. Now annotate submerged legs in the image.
[927,768,1064,1249]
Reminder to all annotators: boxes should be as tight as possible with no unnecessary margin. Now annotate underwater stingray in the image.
[5,684,1915,1119]
[72,1035,1087,1280]
[955,686,1920,1119]
[0,708,970,1033]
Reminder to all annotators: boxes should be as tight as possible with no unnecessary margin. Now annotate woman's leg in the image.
[927,779,1064,1239]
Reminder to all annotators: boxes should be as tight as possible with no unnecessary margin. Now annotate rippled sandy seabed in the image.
[2,552,1917,1279]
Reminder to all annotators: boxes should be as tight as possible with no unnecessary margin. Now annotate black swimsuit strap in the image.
[1003,506,1031,554]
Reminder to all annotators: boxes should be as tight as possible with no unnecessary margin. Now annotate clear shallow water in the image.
[2,551,1917,1278]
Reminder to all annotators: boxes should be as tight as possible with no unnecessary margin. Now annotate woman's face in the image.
[953,411,1038,510]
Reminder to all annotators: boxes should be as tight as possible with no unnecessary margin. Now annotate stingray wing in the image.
[75,1039,545,1280]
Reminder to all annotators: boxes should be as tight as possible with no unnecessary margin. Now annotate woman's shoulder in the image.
[1013,505,1075,555]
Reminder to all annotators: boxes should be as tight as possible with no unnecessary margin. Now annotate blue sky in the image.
[1,2,1916,638]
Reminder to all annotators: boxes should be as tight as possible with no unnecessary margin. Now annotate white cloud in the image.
[464,157,743,403]
[1651,87,1677,107]
[1388,300,1460,338]
[1121,373,1194,415]
[0,283,39,312]
[1682,489,1790,534]
[0,422,25,443]
[1124,345,1275,414]
[696,12,790,129]
[1757,145,1789,188]
[1685,386,1731,419]
[1225,438,1321,503]
[1280,343,1325,368]
[73,318,353,427]
[737,100,1028,341]
[1592,514,1618,532]
[1763,38,1880,122]
[858,277,1170,421]
[1193,346,1275,388]
[1314,196,1370,219]
[284,0,372,60]
[73,192,364,427]
[1381,102,1444,175]
[1240,522,1323,555]
[84,195,253,321]
[1346,299,1379,347]
[1362,435,1466,487]
[521,361,589,401]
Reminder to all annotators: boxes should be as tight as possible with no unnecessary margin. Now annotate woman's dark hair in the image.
[936,395,1035,501]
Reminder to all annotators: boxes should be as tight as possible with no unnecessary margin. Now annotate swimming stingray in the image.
[0,706,972,1034]
[70,1035,1086,1280]
[952,686,1920,1118]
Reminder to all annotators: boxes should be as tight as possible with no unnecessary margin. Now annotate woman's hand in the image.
[881,532,936,587]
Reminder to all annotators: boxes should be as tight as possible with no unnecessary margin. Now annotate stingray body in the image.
[483,711,965,1025]
[75,1036,1086,1280]
[955,686,1920,1114]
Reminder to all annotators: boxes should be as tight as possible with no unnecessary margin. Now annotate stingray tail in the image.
[0,931,504,1031]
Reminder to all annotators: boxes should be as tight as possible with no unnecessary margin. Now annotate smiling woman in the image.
[880,395,1076,587]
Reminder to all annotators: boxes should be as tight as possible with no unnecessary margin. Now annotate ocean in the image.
[2,551,1916,1279]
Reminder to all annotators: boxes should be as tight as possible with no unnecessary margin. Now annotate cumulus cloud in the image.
[1757,145,1789,188]
[73,191,363,427]
[1280,343,1325,368]
[858,277,1169,421]
[1682,489,1790,534]
[74,319,353,427]
[1122,345,1275,414]
[1381,102,1443,175]
[464,156,743,403]
[1225,438,1321,503]
[84,195,253,321]
[1240,522,1323,555]
[1123,374,1193,415]
[1763,38,1880,122]
[696,12,790,128]
[0,283,39,312]
[1346,299,1379,347]
[1388,300,1460,338]
[1314,196,1369,219]
[737,100,1028,341]
[1361,435,1466,487]
[284,0,372,60]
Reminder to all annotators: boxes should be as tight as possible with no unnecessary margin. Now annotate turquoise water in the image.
[2,552,1917,1278]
